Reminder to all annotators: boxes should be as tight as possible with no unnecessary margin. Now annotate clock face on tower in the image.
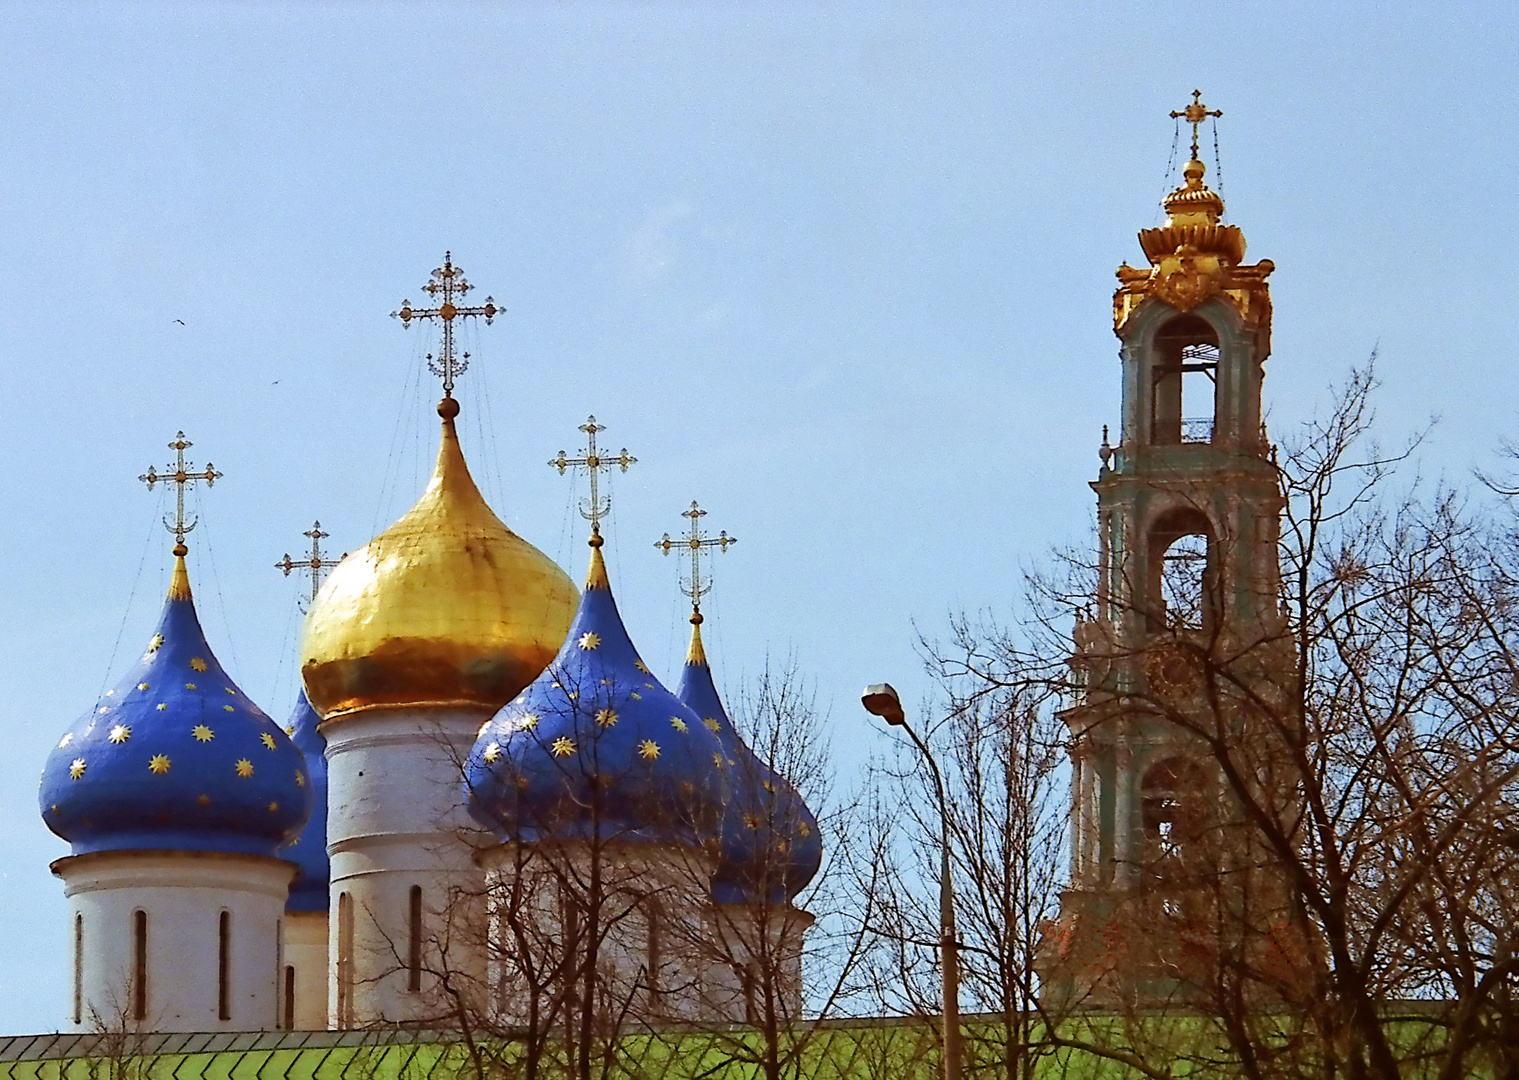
[1145,643,1203,703]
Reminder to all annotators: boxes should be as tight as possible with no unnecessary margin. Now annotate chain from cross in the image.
[1170,89,1222,161]
[655,501,735,622]
[276,520,347,606]
[548,416,636,540]
[390,252,500,398]
[139,432,221,556]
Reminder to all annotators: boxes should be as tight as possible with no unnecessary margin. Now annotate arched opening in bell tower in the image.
[1150,314,1219,445]
[1140,757,1209,878]
[1146,507,1219,633]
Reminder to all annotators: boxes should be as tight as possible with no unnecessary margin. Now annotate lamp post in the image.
[862,682,962,1080]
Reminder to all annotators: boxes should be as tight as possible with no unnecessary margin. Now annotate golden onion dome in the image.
[301,398,578,720]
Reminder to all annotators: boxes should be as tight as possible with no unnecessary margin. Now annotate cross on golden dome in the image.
[275,520,346,606]
[391,252,499,399]
[1170,89,1222,161]
[549,416,636,542]
[139,432,221,556]
[656,501,735,624]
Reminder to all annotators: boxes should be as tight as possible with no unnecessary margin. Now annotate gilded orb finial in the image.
[1170,89,1221,162]
[276,521,347,607]
[390,252,500,402]
[656,500,736,623]
[549,416,637,544]
[139,431,221,554]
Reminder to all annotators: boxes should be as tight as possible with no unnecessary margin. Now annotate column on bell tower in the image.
[1040,96,1289,1007]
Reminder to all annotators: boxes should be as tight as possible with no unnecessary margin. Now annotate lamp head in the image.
[861,683,906,727]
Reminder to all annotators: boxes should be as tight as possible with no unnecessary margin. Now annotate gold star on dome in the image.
[267,801,279,813]
[634,658,650,674]
[223,705,234,713]
[138,683,150,692]
[191,725,213,742]
[638,739,660,761]
[520,713,540,731]
[146,634,164,655]
[568,691,579,700]
[285,725,295,735]
[578,632,601,651]
[148,755,171,775]
[630,692,642,700]
[670,717,688,733]
[287,836,298,845]
[224,688,235,696]
[260,733,277,750]
[295,770,305,788]
[798,822,811,837]
[108,725,131,744]
[712,752,724,769]
[743,813,761,830]
[234,759,254,778]
[189,658,208,673]
[69,759,86,780]
[551,737,575,758]
[595,708,618,728]
[59,734,72,749]
[703,717,721,732]
[197,793,211,806]
[185,683,196,690]
[482,741,501,764]
[156,704,167,711]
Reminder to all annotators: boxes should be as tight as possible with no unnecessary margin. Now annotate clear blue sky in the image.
[0,1,1514,1032]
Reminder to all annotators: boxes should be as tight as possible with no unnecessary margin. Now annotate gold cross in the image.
[655,501,735,622]
[390,252,500,399]
[139,432,221,556]
[275,521,346,606]
[1170,89,1222,161]
[548,416,636,540]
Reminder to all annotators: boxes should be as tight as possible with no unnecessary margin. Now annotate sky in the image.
[0,0,1515,1033]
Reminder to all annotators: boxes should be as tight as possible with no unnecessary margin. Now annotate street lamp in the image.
[862,683,962,1080]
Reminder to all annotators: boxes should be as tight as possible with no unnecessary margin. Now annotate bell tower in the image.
[1041,95,1292,1005]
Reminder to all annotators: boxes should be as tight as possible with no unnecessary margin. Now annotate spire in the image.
[391,252,499,402]
[1113,93,1274,332]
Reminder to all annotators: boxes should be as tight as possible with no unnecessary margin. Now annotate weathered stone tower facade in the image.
[1042,103,1297,1005]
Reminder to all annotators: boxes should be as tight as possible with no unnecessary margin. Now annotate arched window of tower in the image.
[1140,757,1208,873]
[1150,314,1219,445]
[1146,507,1219,633]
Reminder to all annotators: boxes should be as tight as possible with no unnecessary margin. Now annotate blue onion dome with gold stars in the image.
[677,618,821,904]
[465,532,732,847]
[279,689,328,911]
[40,555,313,858]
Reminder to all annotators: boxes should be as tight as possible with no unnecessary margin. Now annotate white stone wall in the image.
[53,850,293,1033]
[706,903,813,1023]
[281,910,328,1030]
[322,708,488,1027]
[480,840,720,1025]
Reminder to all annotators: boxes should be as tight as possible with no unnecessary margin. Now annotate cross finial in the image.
[276,520,347,608]
[1170,90,1222,161]
[655,501,736,624]
[548,416,636,544]
[139,432,221,556]
[390,252,500,400]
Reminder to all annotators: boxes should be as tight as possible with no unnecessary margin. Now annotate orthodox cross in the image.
[139,432,221,556]
[549,416,636,539]
[655,501,735,623]
[1170,90,1222,161]
[391,252,499,399]
[276,521,346,606]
